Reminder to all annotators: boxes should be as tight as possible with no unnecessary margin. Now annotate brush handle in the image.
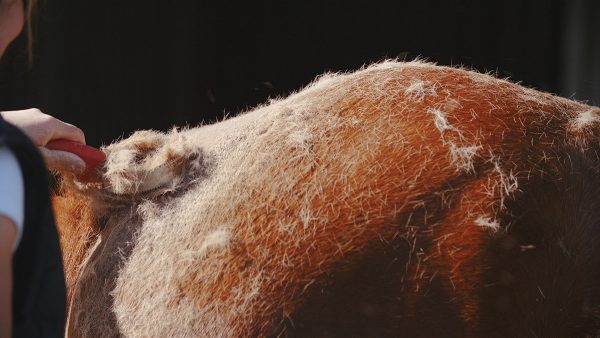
[46,139,106,181]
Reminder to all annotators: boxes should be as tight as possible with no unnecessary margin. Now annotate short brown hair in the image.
[25,0,36,63]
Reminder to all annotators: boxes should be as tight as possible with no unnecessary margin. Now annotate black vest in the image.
[0,115,66,337]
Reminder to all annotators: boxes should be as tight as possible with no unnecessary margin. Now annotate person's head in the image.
[0,0,34,59]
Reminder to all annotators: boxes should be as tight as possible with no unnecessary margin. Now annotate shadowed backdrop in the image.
[0,0,598,147]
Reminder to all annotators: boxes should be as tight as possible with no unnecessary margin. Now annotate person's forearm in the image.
[0,216,15,338]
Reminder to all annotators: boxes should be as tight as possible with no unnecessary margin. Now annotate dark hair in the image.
[25,0,36,63]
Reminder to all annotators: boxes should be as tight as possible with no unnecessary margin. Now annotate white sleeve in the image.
[0,146,25,252]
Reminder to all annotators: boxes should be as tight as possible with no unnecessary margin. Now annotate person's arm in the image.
[0,146,23,338]
[1,108,86,173]
[0,216,15,338]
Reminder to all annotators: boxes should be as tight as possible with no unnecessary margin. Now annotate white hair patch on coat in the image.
[428,109,459,134]
[199,229,231,256]
[570,109,600,130]
[475,216,500,231]
[405,80,436,101]
[449,143,481,173]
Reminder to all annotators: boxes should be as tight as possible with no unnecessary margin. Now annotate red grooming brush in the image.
[46,139,106,182]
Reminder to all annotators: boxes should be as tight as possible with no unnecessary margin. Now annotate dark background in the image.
[1,0,599,147]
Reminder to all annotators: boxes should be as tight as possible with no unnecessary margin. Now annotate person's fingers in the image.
[2,109,86,146]
[39,147,86,174]
[48,120,86,145]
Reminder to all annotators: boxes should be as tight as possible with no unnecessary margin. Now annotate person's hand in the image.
[1,109,86,174]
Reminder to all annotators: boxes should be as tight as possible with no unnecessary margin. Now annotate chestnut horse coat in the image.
[55,61,600,337]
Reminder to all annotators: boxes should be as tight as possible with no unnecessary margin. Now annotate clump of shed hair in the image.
[102,128,205,196]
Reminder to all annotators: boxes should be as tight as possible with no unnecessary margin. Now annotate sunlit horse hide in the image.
[53,61,600,337]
